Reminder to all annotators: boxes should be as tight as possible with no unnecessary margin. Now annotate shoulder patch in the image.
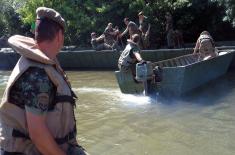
[37,93,49,111]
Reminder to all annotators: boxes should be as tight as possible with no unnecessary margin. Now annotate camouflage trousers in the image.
[167,29,174,48]
[141,32,150,49]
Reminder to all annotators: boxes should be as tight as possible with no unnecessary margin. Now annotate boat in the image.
[1,47,235,70]
[0,48,192,70]
[115,49,235,96]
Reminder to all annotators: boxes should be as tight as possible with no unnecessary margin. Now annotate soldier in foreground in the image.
[0,7,88,155]
[193,31,218,60]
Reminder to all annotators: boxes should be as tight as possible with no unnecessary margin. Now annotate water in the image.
[1,70,235,155]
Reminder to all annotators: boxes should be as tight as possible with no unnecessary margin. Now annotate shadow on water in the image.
[156,71,235,106]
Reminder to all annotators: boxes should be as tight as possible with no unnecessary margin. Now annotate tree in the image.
[0,0,25,36]
[2,0,235,48]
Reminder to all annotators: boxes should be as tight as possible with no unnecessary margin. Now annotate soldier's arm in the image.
[146,24,151,36]
[22,67,66,155]
[108,29,118,36]
[96,34,105,42]
[132,48,143,62]
[27,113,66,155]
[120,27,128,38]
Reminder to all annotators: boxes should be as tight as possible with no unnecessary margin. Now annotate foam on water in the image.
[73,87,120,94]
[0,75,9,86]
[118,94,153,106]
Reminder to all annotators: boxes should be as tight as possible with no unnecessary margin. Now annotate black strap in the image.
[12,127,76,145]
[0,150,24,155]
[12,130,30,139]
[10,94,76,111]
[55,128,76,145]
[48,95,76,110]
[54,95,76,105]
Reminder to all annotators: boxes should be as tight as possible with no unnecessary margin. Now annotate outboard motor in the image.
[153,66,163,82]
[136,61,153,95]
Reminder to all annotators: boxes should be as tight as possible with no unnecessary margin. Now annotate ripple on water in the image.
[0,75,9,86]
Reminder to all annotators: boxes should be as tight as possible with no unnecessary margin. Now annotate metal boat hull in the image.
[115,50,235,96]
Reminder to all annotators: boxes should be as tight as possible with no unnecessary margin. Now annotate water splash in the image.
[119,94,153,106]
[73,87,120,94]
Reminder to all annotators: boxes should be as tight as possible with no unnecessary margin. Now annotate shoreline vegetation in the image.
[0,0,235,49]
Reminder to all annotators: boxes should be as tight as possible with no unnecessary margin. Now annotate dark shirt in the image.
[166,16,173,31]
[139,17,149,33]
[9,67,56,115]
[128,21,139,33]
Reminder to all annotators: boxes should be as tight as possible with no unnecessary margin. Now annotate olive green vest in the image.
[118,41,140,67]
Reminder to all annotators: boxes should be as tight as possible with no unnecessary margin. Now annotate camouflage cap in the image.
[36,7,65,29]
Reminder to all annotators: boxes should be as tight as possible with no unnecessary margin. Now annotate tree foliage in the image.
[1,0,235,48]
[0,0,24,36]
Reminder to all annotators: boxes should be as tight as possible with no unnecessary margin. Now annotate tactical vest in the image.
[198,34,215,55]
[0,35,78,155]
[118,41,139,67]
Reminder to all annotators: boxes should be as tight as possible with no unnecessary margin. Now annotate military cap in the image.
[91,32,96,37]
[36,7,65,29]
[138,11,144,16]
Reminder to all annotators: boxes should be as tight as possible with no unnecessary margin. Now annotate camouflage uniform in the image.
[9,67,55,114]
[118,41,140,73]
[103,27,116,47]
[139,17,150,49]
[91,38,112,51]
[128,21,141,39]
[165,14,174,48]
[0,6,89,155]
[103,27,121,51]
[194,34,218,60]
[122,21,140,40]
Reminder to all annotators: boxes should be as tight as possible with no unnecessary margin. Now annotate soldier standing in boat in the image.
[165,12,174,48]
[103,22,121,51]
[118,34,145,82]
[119,18,142,43]
[193,31,218,60]
[138,11,151,49]
[0,7,89,155]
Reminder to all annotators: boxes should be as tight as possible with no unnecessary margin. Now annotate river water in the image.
[0,70,235,155]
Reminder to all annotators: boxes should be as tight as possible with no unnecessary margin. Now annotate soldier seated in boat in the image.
[90,32,112,51]
[118,34,145,82]
[193,31,218,60]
